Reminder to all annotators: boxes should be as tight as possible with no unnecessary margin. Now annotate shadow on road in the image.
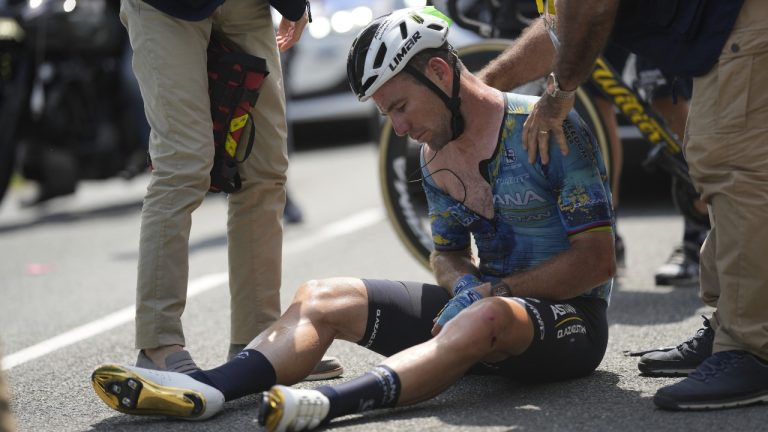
[324,371,642,430]
[85,371,640,432]
[0,200,142,234]
[609,283,702,327]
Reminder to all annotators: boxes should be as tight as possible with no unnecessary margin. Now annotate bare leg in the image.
[255,292,536,431]
[246,277,369,385]
[91,278,369,420]
[381,297,534,405]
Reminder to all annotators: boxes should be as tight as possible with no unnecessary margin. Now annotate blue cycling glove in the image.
[452,274,482,296]
[435,286,484,328]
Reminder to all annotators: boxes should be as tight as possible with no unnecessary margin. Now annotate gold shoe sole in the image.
[91,364,205,418]
[258,387,286,432]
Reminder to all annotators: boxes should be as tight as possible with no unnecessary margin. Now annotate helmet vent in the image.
[399,22,408,40]
[373,45,387,69]
[427,24,444,31]
[360,76,377,95]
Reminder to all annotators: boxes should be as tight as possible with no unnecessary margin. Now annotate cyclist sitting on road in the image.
[89,7,616,430]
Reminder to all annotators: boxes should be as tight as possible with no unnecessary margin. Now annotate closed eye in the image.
[380,99,407,117]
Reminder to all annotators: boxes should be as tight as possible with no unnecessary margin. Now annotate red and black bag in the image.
[207,32,269,193]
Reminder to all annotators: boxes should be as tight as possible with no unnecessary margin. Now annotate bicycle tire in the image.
[379,39,611,269]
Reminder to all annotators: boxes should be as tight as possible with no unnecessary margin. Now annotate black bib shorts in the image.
[357,279,608,383]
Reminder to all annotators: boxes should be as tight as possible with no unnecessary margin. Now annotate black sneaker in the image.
[655,245,699,286]
[654,350,768,410]
[615,234,626,268]
[638,317,714,376]
[283,193,304,224]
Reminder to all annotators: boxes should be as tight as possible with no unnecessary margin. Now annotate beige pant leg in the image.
[121,0,215,349]
[684,0,768,360]
[214,0,288,344]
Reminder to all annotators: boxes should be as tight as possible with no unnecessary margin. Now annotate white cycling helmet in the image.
[347,6,451,101]
[347,6,465,138]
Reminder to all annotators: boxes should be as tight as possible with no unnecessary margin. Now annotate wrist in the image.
[545,72,576,100]
[490,280,514,297]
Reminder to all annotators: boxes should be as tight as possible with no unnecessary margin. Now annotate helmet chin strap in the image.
[404,55,464,140]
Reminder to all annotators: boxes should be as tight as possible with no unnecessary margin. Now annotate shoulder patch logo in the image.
[505,148,517,164]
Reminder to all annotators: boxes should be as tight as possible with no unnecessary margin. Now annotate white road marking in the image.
[1,207,384,371]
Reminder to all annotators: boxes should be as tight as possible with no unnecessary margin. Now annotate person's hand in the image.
[522,93,574,165]
[431,287,484,336]
[276,13,308,52]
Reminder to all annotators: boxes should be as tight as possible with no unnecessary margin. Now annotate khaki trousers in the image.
[685,0,768,360]
[120,0,287,348]
[0,373,13,432]
[0,342,15,432]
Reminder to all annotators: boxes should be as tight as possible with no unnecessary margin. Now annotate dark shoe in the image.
[228,344,343,381]
[227,344,247,361]
[304,357,344,381]
[655,245,699,286]
[283,194,304,224]
[135,350,200,375]
[638,317,714,376]
[614,234,625,268]
[654,350,768,410]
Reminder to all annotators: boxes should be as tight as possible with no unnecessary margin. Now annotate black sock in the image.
[316,365,401,422]
[189,349,276,401]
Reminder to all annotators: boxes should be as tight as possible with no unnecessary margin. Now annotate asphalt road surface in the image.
[0,142,764,431]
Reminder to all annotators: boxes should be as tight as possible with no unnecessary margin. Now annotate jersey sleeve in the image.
[545,112,614,237]
[421,168,472,252]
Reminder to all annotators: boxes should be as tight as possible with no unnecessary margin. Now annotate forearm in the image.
[553,0,618,90]
[491,235,615,300]
[477,19,554,90]
[430,249,478,295]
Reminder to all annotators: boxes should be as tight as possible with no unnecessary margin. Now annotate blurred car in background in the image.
[280,0,481,142]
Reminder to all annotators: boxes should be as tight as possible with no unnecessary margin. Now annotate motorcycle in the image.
[0,0,148,206]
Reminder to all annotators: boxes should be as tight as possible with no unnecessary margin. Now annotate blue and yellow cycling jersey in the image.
[421,93,614,301]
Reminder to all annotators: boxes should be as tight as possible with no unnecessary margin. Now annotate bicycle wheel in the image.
[379,39,611,269]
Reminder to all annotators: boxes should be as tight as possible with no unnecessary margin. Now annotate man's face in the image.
[372,73,452,151]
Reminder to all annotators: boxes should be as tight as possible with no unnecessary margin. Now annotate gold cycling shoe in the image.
[91,363,224,420]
